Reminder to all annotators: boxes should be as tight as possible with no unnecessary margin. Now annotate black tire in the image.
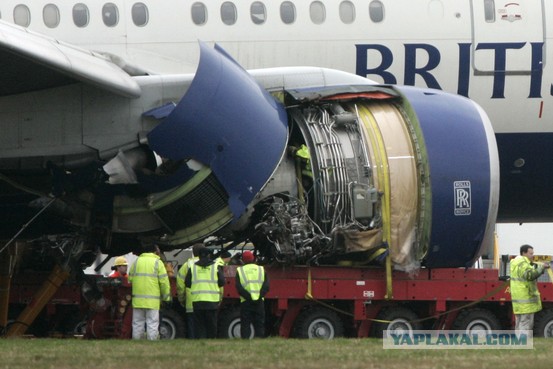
[159,308,186,339]
[218,306,254,339]
[451,308,501,334]
[68,319,88,336]
[60,310,88,336]
[293,307,344,339]
[371,306,422,338]
[534,309,553,337]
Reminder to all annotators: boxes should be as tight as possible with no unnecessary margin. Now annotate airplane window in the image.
[191,3,207,25]
[280,1,296,24]
[132,3,149,26]
[250,1,266,25]
[339,1,355,24]
[484,0,495,22]
[221,2,237,25]
[310,1,325,24]
[14,4,31,27]
[103,3,119,27]
[43,4,60,28]
[369,0,384,23]
[73,3,90,27]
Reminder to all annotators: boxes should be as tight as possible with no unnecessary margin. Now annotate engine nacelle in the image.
[128,43,499,269]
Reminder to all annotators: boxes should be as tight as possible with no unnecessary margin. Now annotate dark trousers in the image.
[240,300,265,339]
[194,309,218,339]
[186,312,198,339]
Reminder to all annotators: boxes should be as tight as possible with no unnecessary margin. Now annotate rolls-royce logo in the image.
[454,181,471,216]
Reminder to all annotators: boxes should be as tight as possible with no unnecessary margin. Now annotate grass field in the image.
[0,337,550,369]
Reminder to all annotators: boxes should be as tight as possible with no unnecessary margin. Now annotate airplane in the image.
[0,0,549,224]
[0,0,548,270]
[0,0,532,336]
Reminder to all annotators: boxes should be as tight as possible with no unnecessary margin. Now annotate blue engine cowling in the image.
[395,86,499,268]
[145,42,499,269]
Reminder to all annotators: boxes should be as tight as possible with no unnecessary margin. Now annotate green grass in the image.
[0,337,549,369]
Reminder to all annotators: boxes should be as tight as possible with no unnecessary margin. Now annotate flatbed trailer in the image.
[6,264,553,339]
[217,265,553,338]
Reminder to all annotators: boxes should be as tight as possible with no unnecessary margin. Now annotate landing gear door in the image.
[471,0,545,73]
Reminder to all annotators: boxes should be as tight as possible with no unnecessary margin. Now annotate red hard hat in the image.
[242,251,255,263]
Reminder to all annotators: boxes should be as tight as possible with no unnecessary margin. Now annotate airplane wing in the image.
[0,20,141,98]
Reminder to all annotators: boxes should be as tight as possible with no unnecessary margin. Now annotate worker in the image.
[108,256,128,281]
[215,250,232,268]
[185,247,225,338]
[288,143,314,208]
[510,244,550,333]
[214,250,231,308]
[235,250,269,338]
[128,244,171,340]
[294,144,312,178]
[176,243,205,339]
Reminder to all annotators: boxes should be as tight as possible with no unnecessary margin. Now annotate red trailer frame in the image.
[218,265,553,338]
[6,264,553,339]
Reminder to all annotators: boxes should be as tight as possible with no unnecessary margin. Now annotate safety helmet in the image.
[113,256,128,267]
[242,251,255,263]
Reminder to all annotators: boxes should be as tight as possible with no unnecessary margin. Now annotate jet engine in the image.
[136,43,499,270]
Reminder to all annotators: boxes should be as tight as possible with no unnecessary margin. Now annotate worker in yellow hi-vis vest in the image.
[510,244,550,333]
[176,243,206,339]
[185,247,225,338]
[236,251,270,338]
[128,244,171,340]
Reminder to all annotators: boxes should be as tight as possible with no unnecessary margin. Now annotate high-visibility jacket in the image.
[237,264,265,302]
[295,144,313,178]
[128,253,171,310]
[190,263,221,303]
[213,258,226,298]
[510,255,544,314]
[176,257,198,312]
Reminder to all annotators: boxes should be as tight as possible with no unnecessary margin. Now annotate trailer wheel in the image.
[159,308,186,339]
[451,308,500,334]
[70,320,88,336]
[293,307,344,339]
[534,309,553,337]
[372,306,421,338]
[218,306,254,339]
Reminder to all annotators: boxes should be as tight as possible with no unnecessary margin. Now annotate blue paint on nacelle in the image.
[397,86,498,268]
[143,102,176,119]
[148,42,288,219]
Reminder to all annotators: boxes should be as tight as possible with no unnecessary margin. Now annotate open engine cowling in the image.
[138,43,499,269]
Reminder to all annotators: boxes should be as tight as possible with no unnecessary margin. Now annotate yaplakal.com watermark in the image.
[383,330,533,349]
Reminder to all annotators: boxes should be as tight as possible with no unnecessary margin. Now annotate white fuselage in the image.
[0,0,550,135]
[0,0,551,223]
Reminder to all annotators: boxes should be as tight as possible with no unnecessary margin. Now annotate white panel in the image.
[0,20,141,97]
[471,0,545,72]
